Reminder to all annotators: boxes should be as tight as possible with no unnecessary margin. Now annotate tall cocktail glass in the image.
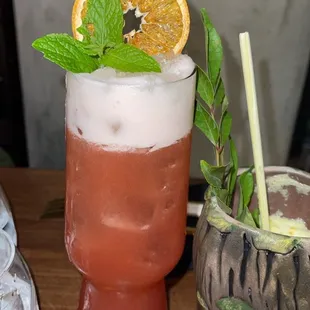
[65,55,196,310]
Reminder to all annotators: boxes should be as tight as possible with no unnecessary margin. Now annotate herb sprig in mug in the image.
[195,9,260,228]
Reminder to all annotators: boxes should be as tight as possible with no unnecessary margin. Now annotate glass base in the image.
[78,279,168,310]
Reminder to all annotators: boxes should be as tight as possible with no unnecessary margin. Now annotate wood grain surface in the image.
[0,168,196,310]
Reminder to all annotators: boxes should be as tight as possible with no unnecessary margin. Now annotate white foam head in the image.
[65,54,196,150]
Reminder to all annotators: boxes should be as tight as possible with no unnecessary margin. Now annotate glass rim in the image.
[66,66,197,87]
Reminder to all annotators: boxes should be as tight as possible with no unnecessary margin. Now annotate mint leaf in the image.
[197,67,214,107]
[82,0,123,45]
[216,297,253,310]
[220,111,232,146]
[32,34,99,73]
[201,8,223,87]
[100,44,161,73]
[195,102,219,145]
[200,160,226,188]
[77,26,91,43]
[81,43,104,56]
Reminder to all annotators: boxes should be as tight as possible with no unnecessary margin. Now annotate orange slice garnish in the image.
[72,0,190,55]
[72,0,90,41]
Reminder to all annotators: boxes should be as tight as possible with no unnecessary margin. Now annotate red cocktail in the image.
[65,55,196,309]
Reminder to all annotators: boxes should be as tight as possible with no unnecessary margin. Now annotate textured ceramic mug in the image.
[193,166,310,310]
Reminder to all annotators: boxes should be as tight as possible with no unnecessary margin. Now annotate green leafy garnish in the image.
[251,207,260,227]
[214,79,225,106]
[195,102,219,146]
[237,188,256,228]
[32,34,99,73]
[80,0,123,45]
[195,9,258,227]
[220,111,232,146]
[32,0,161,73]
[200,161,227,188]
[200,8,223,87]
[210,188,232,214]
[197,67,214,107]
[100,44,161,73]
[227,137,238,204]
[239,167,254,208]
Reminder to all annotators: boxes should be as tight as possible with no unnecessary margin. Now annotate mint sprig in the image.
[79,0,123,45]
[195,9,258,228]
[32,0,161,73]
[32,34,99,73]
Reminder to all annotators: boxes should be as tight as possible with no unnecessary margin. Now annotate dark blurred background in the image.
[0,0,28,167]
[1,0,310,173]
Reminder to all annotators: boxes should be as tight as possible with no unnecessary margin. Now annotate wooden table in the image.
[0,168,196,310]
